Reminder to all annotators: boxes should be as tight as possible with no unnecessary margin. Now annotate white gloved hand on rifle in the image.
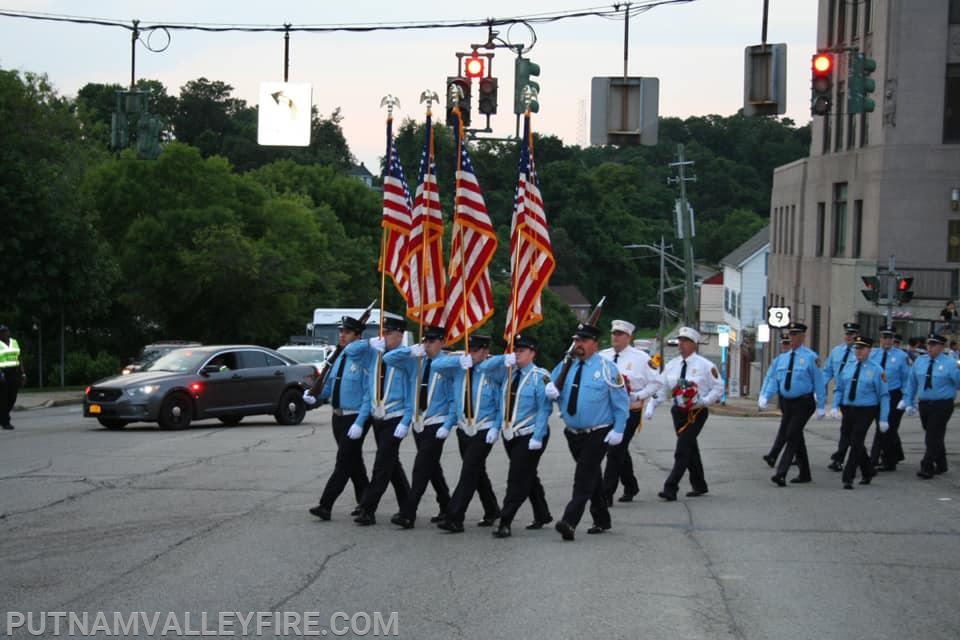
[544,382,560,400]
[302,391,317,406]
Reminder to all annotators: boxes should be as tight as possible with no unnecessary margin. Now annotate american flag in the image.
[405,111,446,326]
[379,116,414,308]
[441,107,497,345]
[504,112,555,342]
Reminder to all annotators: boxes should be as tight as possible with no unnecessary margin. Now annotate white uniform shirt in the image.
[655,352,724,407]
[600,345,660,404]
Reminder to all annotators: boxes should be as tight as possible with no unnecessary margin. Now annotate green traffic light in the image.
[514,57,541,115]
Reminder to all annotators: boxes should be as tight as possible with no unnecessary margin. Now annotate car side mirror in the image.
[200,364,222,375]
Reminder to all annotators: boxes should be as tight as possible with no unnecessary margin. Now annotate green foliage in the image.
[48,350,121,387]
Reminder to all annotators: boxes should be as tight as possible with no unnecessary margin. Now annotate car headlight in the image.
[125,384,160,397]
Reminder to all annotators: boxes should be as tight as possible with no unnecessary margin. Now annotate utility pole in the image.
[669,144,697,327]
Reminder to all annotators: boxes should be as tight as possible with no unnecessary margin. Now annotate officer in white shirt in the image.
[644,326,724,501]
[600,319,659,505]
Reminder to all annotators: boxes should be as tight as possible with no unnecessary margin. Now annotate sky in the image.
[0,1,818,170]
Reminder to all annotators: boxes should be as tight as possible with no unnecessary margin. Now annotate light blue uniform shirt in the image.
[480,355,553,441]
[432,354,503,428]
[317,348,368,414]
[550,353,629,434]
[384,347,456,429]
[903,353,960,405]
[344,341,414,426]
[868,346,909,391]
[831,358,890,422]
[822,341,855,385]
[761,346,826,409]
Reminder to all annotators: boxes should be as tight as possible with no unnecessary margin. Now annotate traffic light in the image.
[810,52,834,116]
[136,114,163,160]
[861,275,880,303]
[446,76,471,127]
[478,77,498,116]
[896,277,914,305]
[847,51,877,114]
[514,56,540,115]
[464,53,485,79]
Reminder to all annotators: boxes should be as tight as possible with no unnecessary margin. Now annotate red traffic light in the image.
[812,53,833,74]
[897,277,914,291]
[464,54,485,79]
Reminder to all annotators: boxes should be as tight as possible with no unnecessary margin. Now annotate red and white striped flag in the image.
[379,116,414,307]
[442,107,497,345]
[504,112,555,342]
[405,111,446,326]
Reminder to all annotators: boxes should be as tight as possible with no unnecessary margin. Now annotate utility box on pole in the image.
[590,76,659,146]
[743,43,787,116]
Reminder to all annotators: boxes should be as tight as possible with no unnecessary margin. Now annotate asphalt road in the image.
[0,404,958,639]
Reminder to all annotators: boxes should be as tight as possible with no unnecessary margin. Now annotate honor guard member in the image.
[545,322,630,541]
[644,327,723,501]
[823,322,861,471]
[869,325,909,471]
[831,336,889,489]
[600,319,659,505]
[0,325,26,430]
[759,322,827,486]
[431,334,502,533]
[480,334,553,539]
[388,325,455,529]
[304,316,370,518]
[901,333,960,479]
[761,332,795,468]
[347,316,413,526]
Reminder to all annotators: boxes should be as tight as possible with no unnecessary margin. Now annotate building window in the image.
[812,305,822,355]
[832,183,848,257]
[952,0,960,23]
[859,110,869,147]
[864,0,873,33]
[948,220,960,262]
[852,199,863,258]
[945,64,960,144]
[834,83,845,152]
[827,0,836,46]
[764,251,768,276]
[788,205,795,255]
[837,0,847,44]
[816,203,826,256]
[851,0,859,39]
[822,105,832,154]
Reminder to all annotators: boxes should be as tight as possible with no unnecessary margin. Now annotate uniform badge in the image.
[542,374,551,383]
[593,370,602,380]
[616,372,625,385]
[799,358,807,367]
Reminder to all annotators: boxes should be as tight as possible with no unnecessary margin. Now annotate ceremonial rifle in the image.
[552,296,606,391]
[307,299,377,396]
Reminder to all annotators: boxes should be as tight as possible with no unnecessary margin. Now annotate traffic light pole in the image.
[669,144,698,328]
[884,254,896,327]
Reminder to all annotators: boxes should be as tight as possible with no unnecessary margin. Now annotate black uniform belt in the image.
[782,393,814,402]
[564,424,611,435]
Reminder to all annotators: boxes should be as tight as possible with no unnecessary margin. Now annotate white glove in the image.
[504,352,517,367]
[815,408,826,420]
[410,343,426,357]
[906,406,918,417]
[528,438,543,450]
[544,382,560,400]
[829,408,841,420]
[302,391,317,406]
[347,423,363,440]
[896,399,906,411]
[604,430,624,446]
[393,423,409,439]
[435,426,450,439]
[485,428,500,444]
[643,402,655,421]
[757,396,769,411]
[369,337,386,352]
[459,354,473,370]
[879,421,890,433]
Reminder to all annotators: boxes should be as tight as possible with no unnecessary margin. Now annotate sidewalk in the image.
[13,389,85,411]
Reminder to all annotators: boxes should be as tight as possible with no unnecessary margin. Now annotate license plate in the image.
[88,404,102,414]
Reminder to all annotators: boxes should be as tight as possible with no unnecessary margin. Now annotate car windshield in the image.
[280,348,329,364]
[145,349,209,373]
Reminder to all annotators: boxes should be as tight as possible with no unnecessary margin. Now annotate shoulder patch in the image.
[542,374,551,384]
[616,372,625,386]
[711,367,719,380]
[881,372,887,382]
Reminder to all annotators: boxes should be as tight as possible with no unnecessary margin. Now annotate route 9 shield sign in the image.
[767,306,790,328]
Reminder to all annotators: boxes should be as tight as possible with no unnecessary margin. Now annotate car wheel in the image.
[97,418,128,430]
[275,388,306,425]
[218,415,243,426]
[158,392,193,430]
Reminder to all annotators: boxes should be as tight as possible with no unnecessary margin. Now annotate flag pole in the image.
[453,105,473,424]
[377,95,400,407]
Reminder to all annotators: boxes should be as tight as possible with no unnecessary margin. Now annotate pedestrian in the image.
[545,322,629,541]
[831,336,889,489]
[759,322,827,487]
[645,326,723,501]
[901,333,960,479]
[0,324,27,430]
[937,300,958,334]
[480,334,553,539]
[823,322,860,471]
[432,334,502,533]
[348,315,413,526]
[600,319,659,505]
[868,325,909,471]
[388,325,454,529]
[303,315,371,520]
[761,331,794,468]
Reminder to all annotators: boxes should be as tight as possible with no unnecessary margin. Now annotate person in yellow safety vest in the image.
[0,324,26,430]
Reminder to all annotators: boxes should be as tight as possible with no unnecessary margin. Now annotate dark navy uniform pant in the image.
[561,427,610,530]
[357,417,411,515]
[330,412,370,504]
[840,404,878,484]
[663,406,709,497]
[775,395,814,480]
[919,399,953,474]
[870,389,905,467]
[498,433,551,527]
[602,409,641,501]
[445,430,500,525]
[399,424,451,520]
[318,413,370,509]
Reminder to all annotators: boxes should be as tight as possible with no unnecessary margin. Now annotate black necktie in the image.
[880,349,888,370]
[377,354,386,399]
[839,345,851,374]
[465,367,473,420]
[924,359,934,390]
[848,361,862,402]
[679,359,687,381]
[614,352,620,363]
[419,358,432,410]
[509,369,521,413]
[567,362,584,415]
[331,356,346,409]
[784,350,795,391]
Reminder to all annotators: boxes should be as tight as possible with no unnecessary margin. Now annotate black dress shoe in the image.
[429,512,446,524]
[354,511,376,526]
[309,505,332,520]
[843,483,854,490]
[1,423,13,430]
[555,520,575,541]
[916,470,934,479]
[789,477,812,484]
[657,491,677,502]
[686,489,709,497]
[827,461,843,472]
[492,524,512,539]
[618,491,638,503]
[858,477,872,485]
[350,506,362,517]
[934,467,948,475]
[587,524,610,534]
[390,514,415,529]
[437,519,464,533]
[526,517,552,530]
[762,454,776,468]
[771,475,786,487]
[477,515,498,527]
